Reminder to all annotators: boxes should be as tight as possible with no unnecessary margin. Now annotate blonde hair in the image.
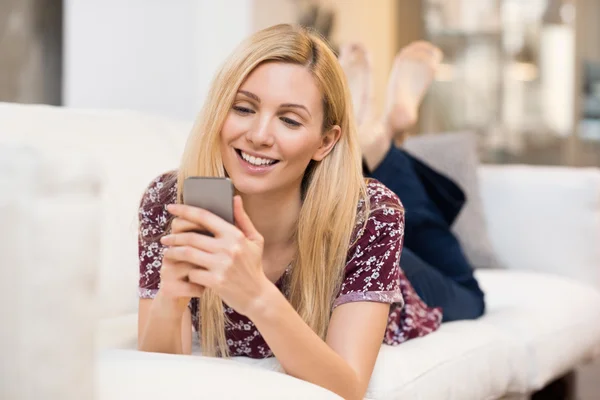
[176,24,368,357]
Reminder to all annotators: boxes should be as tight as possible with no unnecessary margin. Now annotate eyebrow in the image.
[237,90,312,118]
[238,90,260,102]
[281,103,311,118]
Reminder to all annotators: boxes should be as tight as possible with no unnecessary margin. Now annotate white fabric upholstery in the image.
[97,349,342,400]
[363,321,527,400]
[101,268,600,398]
[0,102,191,318]
[476,269,600,391]
[216,321,526,400]
[0,145,101,399]
[478,165,600,288]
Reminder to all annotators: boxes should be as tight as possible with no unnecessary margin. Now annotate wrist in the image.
[246,278,282,322]
[153,290,191,321]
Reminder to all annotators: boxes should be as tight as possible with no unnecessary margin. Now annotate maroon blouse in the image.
[138,172,442,358]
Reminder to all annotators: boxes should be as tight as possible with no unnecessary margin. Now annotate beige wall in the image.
[327,0,399,116]
[252,0,410,118]
[252,0,297,31]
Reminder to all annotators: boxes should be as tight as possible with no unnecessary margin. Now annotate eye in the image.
[280,116,302,127]
[232,105,254,114]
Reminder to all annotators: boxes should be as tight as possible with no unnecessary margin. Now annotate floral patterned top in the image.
[138,172,442,358]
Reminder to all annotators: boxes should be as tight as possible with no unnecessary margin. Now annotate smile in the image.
[234,148,280,174]
[236,149,279,166]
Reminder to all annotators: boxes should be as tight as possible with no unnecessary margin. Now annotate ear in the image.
[312,125,341,161]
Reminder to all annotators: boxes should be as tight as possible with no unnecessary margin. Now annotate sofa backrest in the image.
[0,102,192,317]
[0,145,100,398]
[479,164,600,288]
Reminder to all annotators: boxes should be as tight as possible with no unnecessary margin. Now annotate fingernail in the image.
[160,234,172,244]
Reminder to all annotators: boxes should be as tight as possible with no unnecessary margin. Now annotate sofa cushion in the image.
[227,322,527,399]
[404,132,500,269]
[0,145,101,399]
[476,269,600,390]
[97,349,342,400]
[98,269,600,398]
[0,102,191,318]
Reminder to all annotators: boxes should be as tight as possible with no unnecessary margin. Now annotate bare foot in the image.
[384,41,443,141]
[338,43,373,127]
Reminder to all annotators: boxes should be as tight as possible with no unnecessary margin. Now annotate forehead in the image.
[239,62,323,111]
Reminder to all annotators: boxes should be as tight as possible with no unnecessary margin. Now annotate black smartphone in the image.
[183,177,234,224]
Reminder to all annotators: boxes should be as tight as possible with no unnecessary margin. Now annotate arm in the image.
[247,185,403,399]
[136,173,202,355]
[138,216,205,354]
[248,286,389,400]
[138,296,193,355]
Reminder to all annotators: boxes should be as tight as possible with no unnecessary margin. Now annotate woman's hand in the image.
[160,196,271,317]
[154,212,206,316]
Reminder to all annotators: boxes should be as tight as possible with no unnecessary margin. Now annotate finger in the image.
[167,204,236,237]
[161,232,221,253]
[160,260,194,280]
[160,280,205,298]
[163,246,219,270]
[233,196,262,242]
[188,268,220,289]
[170,217,205,234]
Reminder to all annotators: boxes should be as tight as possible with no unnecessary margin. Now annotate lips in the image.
[235,149,280,167]
[234,148,280,174]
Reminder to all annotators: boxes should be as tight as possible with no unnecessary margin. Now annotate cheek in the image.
[220,114,237,142]
[221,113,251,142]
[280,133,322,165]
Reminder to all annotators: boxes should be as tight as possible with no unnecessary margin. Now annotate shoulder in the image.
[353,179,404,237]
[348,179,404,254]
[364,178,404,211]
[138,171,178,239]
[139,170,178,210]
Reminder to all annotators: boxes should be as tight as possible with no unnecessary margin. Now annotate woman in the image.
[339,41,486,321]
[137,24,441,399]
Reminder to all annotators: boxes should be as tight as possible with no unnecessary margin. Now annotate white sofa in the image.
[2,102,600,400]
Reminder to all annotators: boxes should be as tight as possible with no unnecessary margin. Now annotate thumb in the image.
[233,196,261,242]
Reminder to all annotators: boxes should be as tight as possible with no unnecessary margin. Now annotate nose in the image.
[245,115,275,148]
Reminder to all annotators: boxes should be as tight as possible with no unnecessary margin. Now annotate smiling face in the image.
[219,62,340,196]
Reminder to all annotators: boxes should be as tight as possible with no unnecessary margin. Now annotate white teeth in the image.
[240,151,275,166]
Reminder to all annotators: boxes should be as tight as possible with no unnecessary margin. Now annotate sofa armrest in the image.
[96,314,139,351]
[478,165,600,288]
[96,349,342,400]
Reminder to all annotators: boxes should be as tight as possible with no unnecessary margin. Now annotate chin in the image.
[226,171,272,196]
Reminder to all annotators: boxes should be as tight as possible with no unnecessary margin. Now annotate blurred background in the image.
[1,0,599,167]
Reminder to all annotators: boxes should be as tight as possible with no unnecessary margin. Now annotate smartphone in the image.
[183,177,234,224]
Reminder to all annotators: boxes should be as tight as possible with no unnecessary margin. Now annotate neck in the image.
[240,185,301,253]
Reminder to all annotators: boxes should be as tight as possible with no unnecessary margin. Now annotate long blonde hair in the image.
[176,24,368,357]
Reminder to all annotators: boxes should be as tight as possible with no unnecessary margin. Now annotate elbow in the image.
[338,371,367,400]
[344,386,366,400]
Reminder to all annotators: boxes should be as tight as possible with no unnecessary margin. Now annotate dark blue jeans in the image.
[400,248,485,322]
[368,145,485,322]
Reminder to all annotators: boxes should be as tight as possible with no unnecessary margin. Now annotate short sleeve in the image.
[138,172,177,299]
[333,180,405,309]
